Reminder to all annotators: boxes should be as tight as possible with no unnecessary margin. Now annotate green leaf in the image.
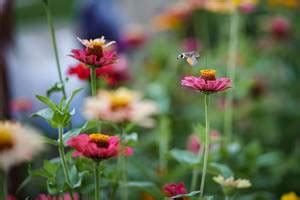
[209,162,233,178]
[126,181,155,188]
[193,123,205,143]
[170,149,200,165]
[42,136,58,146]
[44,160,59,175]
[36,95,60,113]
[62,120,99,145]
[172,191,201,198]
[124,132,138,146]
[32,108,53,121]
[16,176,31,194]
[64,88,82,110]
[46,82,64,97]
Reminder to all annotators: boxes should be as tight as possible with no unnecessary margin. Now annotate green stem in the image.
[90,67,97,96]
[120,127,128,200]
[0,170,8,200]
[158,116,170,173]
[94,162,100,200]
[199,94,210,198]
[224,9,239,144]
[58,127,74,200]
[191,147,203,191]
[42,0,66,97]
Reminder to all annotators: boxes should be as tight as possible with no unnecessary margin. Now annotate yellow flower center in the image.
[281,192,299,200]
[200,69,216,80]
[0,127,14,152]
[89,133,111,148]
[108,89,134,110]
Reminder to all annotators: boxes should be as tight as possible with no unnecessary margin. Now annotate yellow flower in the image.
[0,121,44,170]
[281,192,300,200]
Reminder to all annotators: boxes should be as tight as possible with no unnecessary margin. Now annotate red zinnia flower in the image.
[70,36,118,68]
[163,182,188,199]
[67,133,133,161]
[68,56,129,85]
[181,69,231,94]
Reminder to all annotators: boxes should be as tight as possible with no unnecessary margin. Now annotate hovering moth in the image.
[177,51,200,66]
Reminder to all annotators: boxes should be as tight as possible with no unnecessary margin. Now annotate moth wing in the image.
[187,57,198,66]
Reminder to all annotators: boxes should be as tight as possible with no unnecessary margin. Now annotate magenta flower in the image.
[67,133,133,161]
[36,193,79,200]
[70,49,117,68]
[181,69,231,94]
[163,182,188,199]
[70,36,118,68]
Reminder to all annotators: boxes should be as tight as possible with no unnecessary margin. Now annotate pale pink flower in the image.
[0,121,44,171]
[83,88,158,127]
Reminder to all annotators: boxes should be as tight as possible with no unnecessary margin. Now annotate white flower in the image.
[0,121,44,171]
[213,175,251,189]
[83,87,159,127]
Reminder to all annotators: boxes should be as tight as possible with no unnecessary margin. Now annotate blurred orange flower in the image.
[268,0,299,8]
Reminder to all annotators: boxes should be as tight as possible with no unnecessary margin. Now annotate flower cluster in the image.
[83,87,158,127]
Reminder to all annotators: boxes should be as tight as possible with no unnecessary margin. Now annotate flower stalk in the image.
[199,94,210,198]
[42,0,66,97]
[58,127,74,200]
[90,67,97,96]
[94,161,100,200]
[0,170,8,200]
[224,9,239,144]
[120,127,128,200]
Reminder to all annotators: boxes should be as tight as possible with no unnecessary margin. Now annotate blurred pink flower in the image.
[10,98,32,113]
[270,16,291,40]
[121,25,147,49]
[239,2,256,13]
[83,88,158,128]
[186,130,220,154]
[67,133,132,161]
[36,193,79,200]
[163,182,188,198]
[6,195,17,200]
[182,37,201,52]
[181,69,231,94]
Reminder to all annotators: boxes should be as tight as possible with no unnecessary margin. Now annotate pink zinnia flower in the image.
[36,193,79,200]
[70,36,118,68]
[163,182,188,199]
[67,133,133,161]
[181,69,231,94]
